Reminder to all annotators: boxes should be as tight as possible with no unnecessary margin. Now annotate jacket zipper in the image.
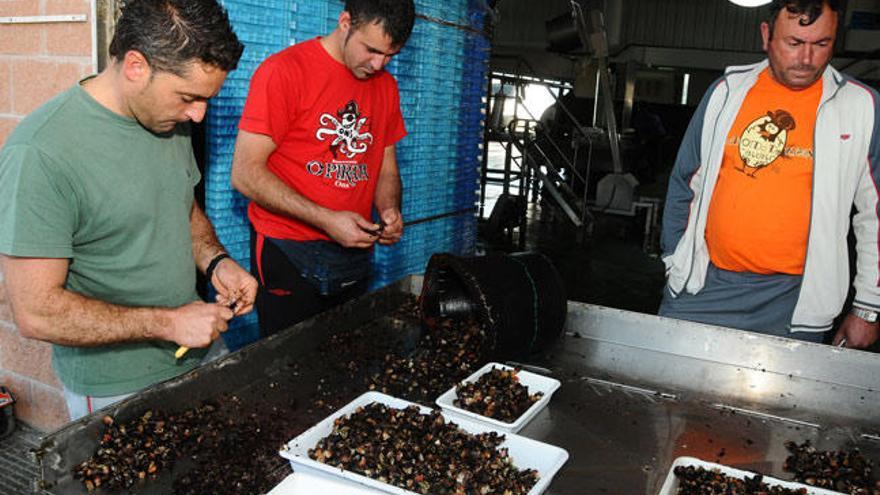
[682,78,731,292]
[790,74,846,330]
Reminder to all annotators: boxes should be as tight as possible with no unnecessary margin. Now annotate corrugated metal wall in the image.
[490,0,770,80]
[494,0,766,53]
[619,0,765,52]
[493,0,572,49]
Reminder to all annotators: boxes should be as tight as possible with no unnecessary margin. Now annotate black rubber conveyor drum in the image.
[419,252,567,361]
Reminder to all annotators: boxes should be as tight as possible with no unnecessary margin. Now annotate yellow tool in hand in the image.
[175,299,238,359]
[174,344,191,359]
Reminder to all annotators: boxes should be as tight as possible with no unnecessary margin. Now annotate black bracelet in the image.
[205,253,231,283]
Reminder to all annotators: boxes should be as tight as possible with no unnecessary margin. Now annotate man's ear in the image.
[760,21,771,52]
[338,10,352,35]
[121,50,152,85]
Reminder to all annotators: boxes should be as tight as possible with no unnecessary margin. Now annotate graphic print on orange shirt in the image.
[737,109,797,176]
[705,68,822,275]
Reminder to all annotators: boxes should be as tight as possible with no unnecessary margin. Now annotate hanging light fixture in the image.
[728,0,772,6]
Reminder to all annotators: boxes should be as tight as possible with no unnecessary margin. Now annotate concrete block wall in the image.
[0,0,95,431]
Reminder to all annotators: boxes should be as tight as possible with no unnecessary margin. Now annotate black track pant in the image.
[251,232,368,338]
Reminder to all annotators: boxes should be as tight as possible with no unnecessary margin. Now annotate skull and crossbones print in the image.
[315,100,374,159]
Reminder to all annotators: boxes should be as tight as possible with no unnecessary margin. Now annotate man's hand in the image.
[164,301,234,348]
[832,314,880,349]
[378,208,403,245]
[211,258,258,316]
[322,210,380,248]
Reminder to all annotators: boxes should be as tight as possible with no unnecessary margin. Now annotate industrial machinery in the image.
[483,1,657,249]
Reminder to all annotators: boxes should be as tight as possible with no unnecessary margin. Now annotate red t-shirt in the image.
[239,38,407,241]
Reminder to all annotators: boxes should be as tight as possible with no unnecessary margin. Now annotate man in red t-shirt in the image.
[232,0,415,336]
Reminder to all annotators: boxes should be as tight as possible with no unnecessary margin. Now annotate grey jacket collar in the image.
[722,59,846,104]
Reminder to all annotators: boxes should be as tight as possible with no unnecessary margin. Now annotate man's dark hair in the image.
[109,0,244,75]
[767,0,842,38]
[345,0,416,47]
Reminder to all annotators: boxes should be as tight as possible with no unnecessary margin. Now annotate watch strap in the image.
[205,253,231,283]
[851,306,879,323]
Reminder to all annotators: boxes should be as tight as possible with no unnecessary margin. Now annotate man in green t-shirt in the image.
[0,0,257,420]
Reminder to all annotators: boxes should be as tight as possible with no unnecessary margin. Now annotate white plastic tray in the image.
[435,362,561,433]
[658,456,845,495]
[279,391,569,495]
[268,472,383,494]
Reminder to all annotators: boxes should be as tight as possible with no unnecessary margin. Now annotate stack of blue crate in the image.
[417,0,469,25]
[453,7,490,254]
[291,0,343,43]
[370,0,490,288]
[205,0,492,332]
[204,0,292,350]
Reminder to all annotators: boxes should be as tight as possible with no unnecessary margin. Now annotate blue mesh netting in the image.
[206,0,490,348]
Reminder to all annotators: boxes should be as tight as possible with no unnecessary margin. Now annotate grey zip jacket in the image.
[661,60,880,333]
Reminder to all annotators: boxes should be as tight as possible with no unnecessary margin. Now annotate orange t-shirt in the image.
[705,69,822,275]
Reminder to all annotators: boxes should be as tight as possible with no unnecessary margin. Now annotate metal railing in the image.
[480,53,608,244]
[505,118,585,227]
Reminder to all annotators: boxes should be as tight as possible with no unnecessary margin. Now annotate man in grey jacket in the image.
[660,0,880,349]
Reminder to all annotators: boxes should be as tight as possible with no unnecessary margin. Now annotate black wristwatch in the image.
[205,253,231,282]
[850,306,879,323]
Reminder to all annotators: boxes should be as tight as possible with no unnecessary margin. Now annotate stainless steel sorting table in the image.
[528,302,880,493]
[36,277,880,494]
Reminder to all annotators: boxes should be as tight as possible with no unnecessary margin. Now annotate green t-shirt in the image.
[0,82,207,396]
